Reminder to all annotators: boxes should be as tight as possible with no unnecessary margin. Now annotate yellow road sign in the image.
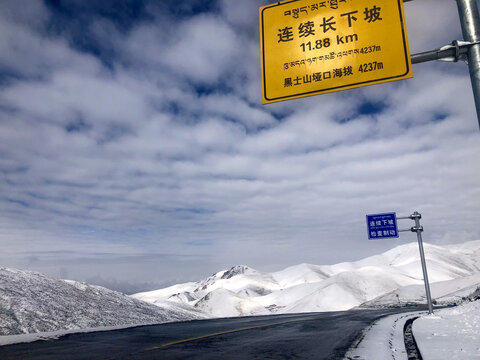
[259,0,412,104]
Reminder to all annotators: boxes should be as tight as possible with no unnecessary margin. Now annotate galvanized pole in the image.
[411,211,434,314]
[456,0,480,128]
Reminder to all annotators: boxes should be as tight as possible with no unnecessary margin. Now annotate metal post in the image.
[456,0,480,128]
[411,211,434,314]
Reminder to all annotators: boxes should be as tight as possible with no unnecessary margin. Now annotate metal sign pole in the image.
[410,211,434,315]
[393,212,434,314]
[456,0,480,129]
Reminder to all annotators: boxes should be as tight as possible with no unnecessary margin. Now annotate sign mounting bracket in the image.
[411,40,480,64]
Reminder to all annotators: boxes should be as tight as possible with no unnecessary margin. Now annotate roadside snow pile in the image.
[0,268,205,336]
[413,300,480,360]
[343,311,425,360]
[133,240,480,317]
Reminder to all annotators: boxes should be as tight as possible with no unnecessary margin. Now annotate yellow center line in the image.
[144,318,309,351]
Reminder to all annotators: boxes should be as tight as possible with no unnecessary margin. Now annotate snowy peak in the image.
[133,240,480,317]
[198,265,262,288]
[188,265,279,296]
[221,265,254,279]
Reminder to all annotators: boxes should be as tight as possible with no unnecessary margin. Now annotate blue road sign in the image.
[366,212,399,240]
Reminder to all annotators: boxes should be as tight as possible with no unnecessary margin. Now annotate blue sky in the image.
[1,0,479,294]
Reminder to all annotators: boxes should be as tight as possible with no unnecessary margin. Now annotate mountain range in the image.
[132,241,480,317]
[1,240,479,337]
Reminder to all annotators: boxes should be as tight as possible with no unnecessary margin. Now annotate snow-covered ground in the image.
[133,240,480,317]
[413,300,480,360]
[345,300,480,360]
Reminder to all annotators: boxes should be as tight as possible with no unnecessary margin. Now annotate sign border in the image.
[260,0,411,103]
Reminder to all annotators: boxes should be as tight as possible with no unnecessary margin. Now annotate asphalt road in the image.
[0,308,419,360]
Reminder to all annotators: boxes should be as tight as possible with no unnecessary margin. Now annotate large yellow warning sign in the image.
[259,0,412,104]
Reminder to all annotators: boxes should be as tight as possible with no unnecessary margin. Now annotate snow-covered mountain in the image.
[132,241,480,317]
[0,268,205,336]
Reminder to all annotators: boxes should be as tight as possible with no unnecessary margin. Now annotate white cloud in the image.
[0,18,101,78]
[162,15,244,84]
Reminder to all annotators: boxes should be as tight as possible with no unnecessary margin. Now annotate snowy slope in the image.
[362,273,480,307]
[0,268,205,336]
[132,265,280,316]
[193,288,269,317]
[133,241,480,317]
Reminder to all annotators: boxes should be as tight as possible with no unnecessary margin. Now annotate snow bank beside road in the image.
[344,311,425,360]
[413,300,480,360]
[346,301,480,360]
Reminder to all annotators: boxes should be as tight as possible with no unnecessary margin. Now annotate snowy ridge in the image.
[0,268,205,336]
[132,241,480,317]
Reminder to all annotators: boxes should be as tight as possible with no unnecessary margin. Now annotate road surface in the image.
[0,308,419,359]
